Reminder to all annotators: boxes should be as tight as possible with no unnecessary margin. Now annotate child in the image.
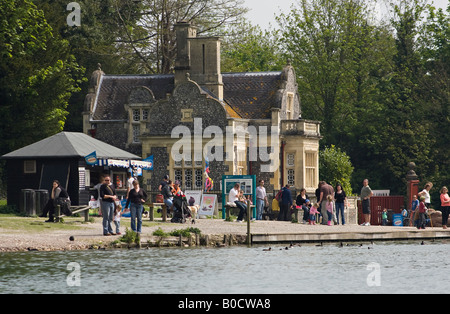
[382,208,388,226]
[326,194,334,226]
[309,203,319,225]
[417,196,427,230]
[114,204,122,235]
[411,195,419,212]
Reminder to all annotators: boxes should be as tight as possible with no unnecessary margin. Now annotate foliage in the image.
[221,21,284,72]
[120,227,140,244]
[152,227,201,238]
[276,0,449,194]
[319,145,353,195]
[0,0,85,156]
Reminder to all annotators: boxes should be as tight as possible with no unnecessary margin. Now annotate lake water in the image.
[1,241,449,294]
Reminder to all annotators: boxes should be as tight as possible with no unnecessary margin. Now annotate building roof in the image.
[2,132,141,160]
[222,72,282,119]
[90,71,284,122]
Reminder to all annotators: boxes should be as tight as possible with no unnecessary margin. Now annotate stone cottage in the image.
[82,21,321,194]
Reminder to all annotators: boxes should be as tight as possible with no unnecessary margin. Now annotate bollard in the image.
[56,205,61,222]
[246,200,251,246]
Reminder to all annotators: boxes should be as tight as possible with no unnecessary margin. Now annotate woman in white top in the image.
[418,182,433,208]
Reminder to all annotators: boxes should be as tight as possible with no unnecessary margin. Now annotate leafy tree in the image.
[319,145,354,194]
[221,21,284,72]
[0,0,84,155]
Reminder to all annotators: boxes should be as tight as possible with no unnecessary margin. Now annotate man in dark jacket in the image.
[279,184,293,221]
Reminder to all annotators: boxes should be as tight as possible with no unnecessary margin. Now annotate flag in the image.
[85,151,98,166]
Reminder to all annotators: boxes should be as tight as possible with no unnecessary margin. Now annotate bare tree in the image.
[114,0,248,74]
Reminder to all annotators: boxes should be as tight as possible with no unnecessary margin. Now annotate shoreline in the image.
[1,216,449,252]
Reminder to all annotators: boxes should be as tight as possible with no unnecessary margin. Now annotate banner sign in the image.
[85,151,98,166]
[107,159,130,168]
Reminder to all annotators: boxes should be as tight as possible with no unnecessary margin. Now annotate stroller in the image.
[171,194,192,223]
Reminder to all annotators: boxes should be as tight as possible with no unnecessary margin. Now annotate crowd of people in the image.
[38,171,449,234]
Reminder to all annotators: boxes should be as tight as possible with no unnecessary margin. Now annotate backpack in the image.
[275,189,283,202]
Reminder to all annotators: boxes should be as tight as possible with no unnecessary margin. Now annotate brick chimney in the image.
[174,21,223,100]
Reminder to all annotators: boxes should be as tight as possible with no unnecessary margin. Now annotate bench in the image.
[224,203,256,221]
[56,205,90,223]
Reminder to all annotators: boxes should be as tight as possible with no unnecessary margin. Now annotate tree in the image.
[276,0,390,147]
[0,0,84,155]
[319,145,354,194]
[221,21,284,72]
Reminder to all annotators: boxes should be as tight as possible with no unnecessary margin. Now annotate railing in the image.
[280,119,321,137]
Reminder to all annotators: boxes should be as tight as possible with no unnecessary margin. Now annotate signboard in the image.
[221,175,256,219]
[185,190,203,206]
[199,194,217,217]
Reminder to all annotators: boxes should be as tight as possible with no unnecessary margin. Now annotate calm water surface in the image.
[1,241,449,294]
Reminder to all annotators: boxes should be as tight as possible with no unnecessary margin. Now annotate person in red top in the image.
[417,196,427,230]
[440,186,450,230]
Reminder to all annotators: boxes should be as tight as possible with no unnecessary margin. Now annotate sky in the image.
[243,0,449,30]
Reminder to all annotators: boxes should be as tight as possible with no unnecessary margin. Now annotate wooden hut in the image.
[2,132,142,210]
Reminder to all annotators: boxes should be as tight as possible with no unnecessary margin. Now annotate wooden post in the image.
[84,207,89,222]
[149,203,154,221]
[56,205,61,222]
[246,200,251,246]
[162,204,167,222]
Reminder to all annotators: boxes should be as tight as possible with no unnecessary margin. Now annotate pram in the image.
[171,194,192,223]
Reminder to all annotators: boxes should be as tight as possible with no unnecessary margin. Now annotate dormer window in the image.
[133,109,140,122]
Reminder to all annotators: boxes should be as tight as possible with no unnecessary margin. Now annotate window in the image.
[286,153,295,186]
[173,153,203,190]
[24,160,36,174]
[305,152,317,188]
[132,124,140,143]
[132,109,140,122]
[142,109,149,121]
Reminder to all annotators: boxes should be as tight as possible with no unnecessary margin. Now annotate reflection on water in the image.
[1,241,449,294]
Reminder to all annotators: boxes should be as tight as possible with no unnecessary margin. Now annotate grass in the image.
[0,214,87,232]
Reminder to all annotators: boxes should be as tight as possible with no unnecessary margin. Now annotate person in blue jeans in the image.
[334,183,347,225]
[125,180,148,233]
[99,176,117,236]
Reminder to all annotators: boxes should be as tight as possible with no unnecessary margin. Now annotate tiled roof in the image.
[91,71,283,121]
[222,72,282,119]
[92,75,174,121]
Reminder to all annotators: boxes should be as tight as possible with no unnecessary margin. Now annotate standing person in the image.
[125,180,148,233]
[318,181,334,225]
[100,176,117,236]
[360,179,373,226]
[334,183,347,225]
[382,208,388,226]
[256,180,269,220]
[325,195,334,226]
[279,184,293,221]
[440,186,450,230]
[418,182,433,208]
[126,171,135,198]
[296,188,309,224]
[417,196,427,229]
